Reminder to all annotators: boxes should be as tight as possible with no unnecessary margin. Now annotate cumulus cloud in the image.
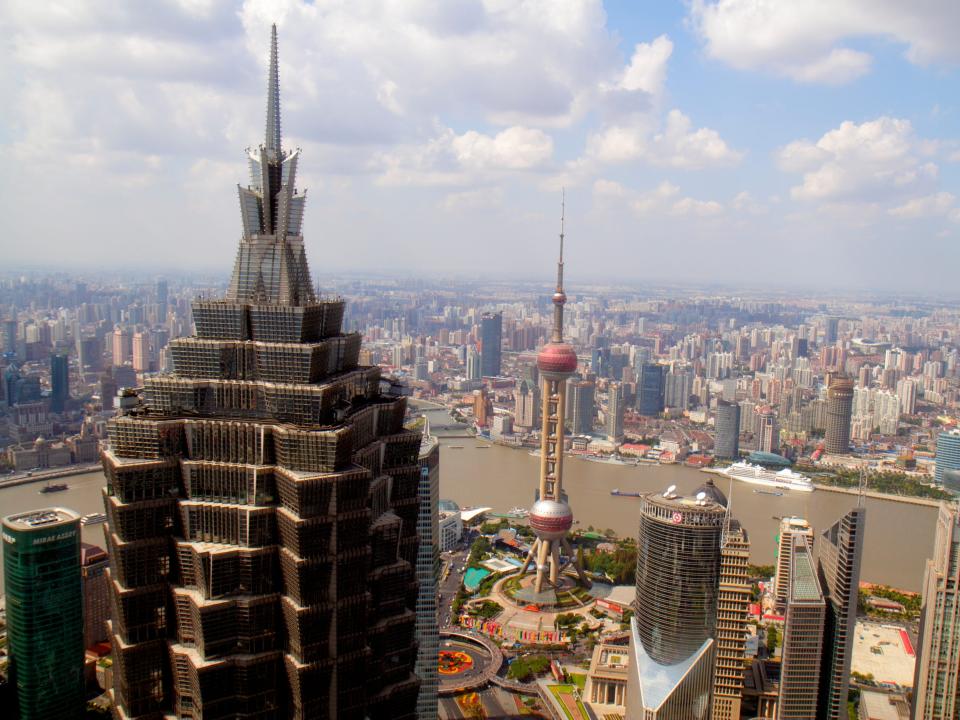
[889,192,957,220]
[375,125,554,187]
[778,117,939,202]
[593,179,723,218]
[690,0,960,85]
[619,35,674,96]
[585,109,741,168]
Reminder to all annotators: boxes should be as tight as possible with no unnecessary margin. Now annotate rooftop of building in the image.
[790,538,823,603]
[3,507,79,531]
[859,689,911,720]
[747,450,792,467]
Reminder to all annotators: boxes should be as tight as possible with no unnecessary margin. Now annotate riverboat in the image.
[81,512,107,526]
[39,482,69,493]
[507,507,530,517]
[753,489,784,497]
[711,461,814,492]
[610,489,643,497]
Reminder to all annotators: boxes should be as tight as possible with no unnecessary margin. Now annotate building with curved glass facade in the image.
[627,486,726,719]
[935,428,960,489]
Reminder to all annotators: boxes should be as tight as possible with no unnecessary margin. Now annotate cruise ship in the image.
[81,512,107,526]
[710,461,815,492]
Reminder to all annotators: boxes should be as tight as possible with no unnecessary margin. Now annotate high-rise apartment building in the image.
[825,375,854,454]
[99,28,421,719]
[627,482,727,718]
[714,400,740,459]
[3,508,85,720]
[817,506,866,720]
[774,517,814,613]
[514,379,539,430]
[779,533,826,720]
[415,432,440,720]
[824,317,839,345]
[636,362,664,417]
[81,542,111,647]
[606,381,624,441]
[935,428,960,490]
[156,278,169,321]
[913,503,960,719]
[466,346,481,380]
[568,378,595,435]
[480,311,502,377]
[50,350,69,412]
[664,366,692,410]
[757,407,778,453]
[132,331,151,373]
[711,519,751,720]
[112,326,132,366]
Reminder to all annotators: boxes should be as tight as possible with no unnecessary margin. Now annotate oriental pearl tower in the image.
[519,195,590,594]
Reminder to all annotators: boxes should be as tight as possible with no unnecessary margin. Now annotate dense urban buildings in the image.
[3,508,85,719]
[825,375,855,454]
[913,503,960,720]
[99,29,420,719]
[627,482,726,718]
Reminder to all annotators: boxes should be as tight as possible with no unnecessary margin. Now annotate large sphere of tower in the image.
[529,498,574,540]
[537,341,578,378]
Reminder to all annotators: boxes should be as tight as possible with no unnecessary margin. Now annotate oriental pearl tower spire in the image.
[520,193,589,593]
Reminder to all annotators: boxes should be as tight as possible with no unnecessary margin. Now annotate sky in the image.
[1,0,959,293]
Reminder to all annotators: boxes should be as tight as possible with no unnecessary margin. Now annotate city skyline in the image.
[2,1,960,290]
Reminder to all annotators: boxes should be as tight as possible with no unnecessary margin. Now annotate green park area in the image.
[548,684,589,720]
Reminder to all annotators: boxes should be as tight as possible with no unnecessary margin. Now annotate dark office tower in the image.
[415,432,440,719]
[816,506,865,720]
[824,375,854,454]
[791,337,808,359]
[779,534,826,720]
[913,504,960,720]
[627,483,726,717]
[100,27,420,720]
[81,543,111,647]
[636,362,665,417]
[155,279,169,320]
[50,350,69,412]
[480,311,502,377]
[3,508,85,720]
[2,318,17,355]
[568,378,595,435]
[712,520,751,720]
[714,401,740,460]
[825,317,839,345]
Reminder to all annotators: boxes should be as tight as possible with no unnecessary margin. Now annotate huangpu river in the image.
[0,410,940,593]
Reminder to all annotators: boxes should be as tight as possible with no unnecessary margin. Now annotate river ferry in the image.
[610,489,643,497]
[39,482,69,493]
[711,462,814,492]
[81,512,107,526]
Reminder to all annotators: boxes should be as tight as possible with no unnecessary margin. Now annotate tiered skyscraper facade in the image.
[480,312,502,377]
[100,27,420,719]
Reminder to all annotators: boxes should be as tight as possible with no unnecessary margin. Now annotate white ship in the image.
[713,462,815,492]
[81,512,107,526]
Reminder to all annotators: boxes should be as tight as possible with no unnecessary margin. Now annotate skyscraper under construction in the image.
[100,27,421,719]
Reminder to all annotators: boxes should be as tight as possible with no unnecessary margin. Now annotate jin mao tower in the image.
[100,27,421,719]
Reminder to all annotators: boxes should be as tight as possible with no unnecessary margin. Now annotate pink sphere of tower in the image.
[529,498,574,541]
[537,341,578,376]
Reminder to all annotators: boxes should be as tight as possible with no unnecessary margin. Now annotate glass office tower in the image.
[3,508,84,720]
